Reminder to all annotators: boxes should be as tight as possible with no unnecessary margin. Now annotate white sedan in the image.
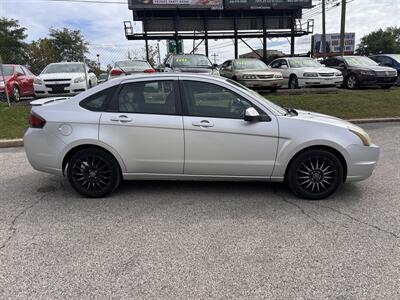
[34,62,98,97]
[24,74,379,200]
[269,57,343,89]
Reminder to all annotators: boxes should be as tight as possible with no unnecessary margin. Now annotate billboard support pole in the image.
[262,13,267,63]
[340,0,347,56]
[234,14,238,59]
[322,0,327,59]
[290,15,295,56]
[204,18,209,57]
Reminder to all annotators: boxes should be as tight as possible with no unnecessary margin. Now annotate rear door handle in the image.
[110,115,132,123]
[192,120,214,128]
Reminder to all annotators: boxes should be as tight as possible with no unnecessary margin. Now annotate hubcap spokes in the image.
[297,158,336,194]
[72,156,112,192]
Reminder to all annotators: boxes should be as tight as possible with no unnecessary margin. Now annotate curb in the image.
[0,139,23,148]
[0,118,399,149]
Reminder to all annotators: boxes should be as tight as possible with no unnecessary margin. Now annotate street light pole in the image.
[322,0,327,60]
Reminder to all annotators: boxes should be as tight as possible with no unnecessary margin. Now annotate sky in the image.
[1,0,400,67]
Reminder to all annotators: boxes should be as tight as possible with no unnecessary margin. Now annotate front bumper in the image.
[359,76,398,86]
[298,76,343,87]
[34,81,87,97]
[345,143,380,182]
[237,78,283,89]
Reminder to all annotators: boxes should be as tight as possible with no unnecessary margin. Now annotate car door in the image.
[99,77,184,174]
[15,66,29,96]
[22,66,35,96]
[180,78,279,177]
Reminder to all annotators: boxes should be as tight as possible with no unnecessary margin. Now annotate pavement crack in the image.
[274,188,325,227]
[0,193,48,251]
[311,203,400,239]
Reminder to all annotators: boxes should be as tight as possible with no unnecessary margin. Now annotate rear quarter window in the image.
[79,86,116,112]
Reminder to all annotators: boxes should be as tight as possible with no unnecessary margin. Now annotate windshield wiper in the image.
[283,106,299,116]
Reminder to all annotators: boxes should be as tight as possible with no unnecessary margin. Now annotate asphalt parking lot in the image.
[0,122,399,299]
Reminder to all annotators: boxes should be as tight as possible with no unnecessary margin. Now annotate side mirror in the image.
[16,72,24,77]
[338,63,346,68]
[165,63,171,68]
[244,107,261,122]
[213,63,219,69]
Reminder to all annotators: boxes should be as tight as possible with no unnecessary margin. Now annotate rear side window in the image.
[80,87,116,111]
[117,81,176,115]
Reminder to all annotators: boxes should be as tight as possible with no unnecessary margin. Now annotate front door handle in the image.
[110,115,132,123]
[192,120,214,128]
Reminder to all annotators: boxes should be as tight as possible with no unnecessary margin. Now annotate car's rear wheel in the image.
[287,149,343,200]
[289,75,299,89]
[67,148,121,198]
[11,85,21,102]
[346,75,359,89]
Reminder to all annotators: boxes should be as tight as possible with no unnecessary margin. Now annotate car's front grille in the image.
[376,71,398,77]
[43,79,72,82]
[257,74,274,79]
[319,73,334,77]
[45,84,70,94]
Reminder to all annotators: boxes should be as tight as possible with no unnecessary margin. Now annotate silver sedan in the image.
[24,74,380,199]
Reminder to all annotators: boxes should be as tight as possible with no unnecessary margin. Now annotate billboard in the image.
[128,0,223,10]
[224,0,312,10]
[312,33,356,57]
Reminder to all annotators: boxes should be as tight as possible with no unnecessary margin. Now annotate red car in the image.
[0,64,36,102]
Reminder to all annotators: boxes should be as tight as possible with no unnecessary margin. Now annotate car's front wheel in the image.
[67,148,121,198]
[11,85,21,102]
[346,74,359,89]
[286,149,343,200]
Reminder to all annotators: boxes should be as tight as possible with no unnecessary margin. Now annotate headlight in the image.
[334,72,342,77]
[360,70,375,76]
[34,78,43,85]
[74,76,85,83]
[274,74,283,78]
[242,75,257,80]
[303,72,318,77]
[349,127,372,146]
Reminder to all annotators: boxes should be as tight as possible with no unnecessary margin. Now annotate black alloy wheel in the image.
[67,148,121,198]
[287,149,343,200]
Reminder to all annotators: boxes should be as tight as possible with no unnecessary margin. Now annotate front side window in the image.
[270,60,282,68]
[182,81,254,119]
[118,81,176,115]
[16,66,25,75]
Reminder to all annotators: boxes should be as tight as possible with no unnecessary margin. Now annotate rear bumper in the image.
[345,144,380,182]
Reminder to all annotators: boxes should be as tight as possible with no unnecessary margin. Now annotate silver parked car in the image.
[24,74,380,199]
[219,58,283,91]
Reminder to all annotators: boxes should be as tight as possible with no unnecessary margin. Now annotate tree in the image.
[356,27,400,55]
[0,18,27,64]
[26,38,59,74]
[49,28,88,62]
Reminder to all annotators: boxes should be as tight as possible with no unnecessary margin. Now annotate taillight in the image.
[143,69,156,73]
[110,69,124,76]
[29,112,46,128]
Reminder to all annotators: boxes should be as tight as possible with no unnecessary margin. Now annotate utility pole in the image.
[157,42,161,66]
[321,0,327,59]
[340,0,347,56]
[212,53,218,65]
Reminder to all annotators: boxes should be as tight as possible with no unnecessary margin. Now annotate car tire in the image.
[346,74,359,89]
[11,85,21,102]
[286,149,343,200]
[67,148,121,198]
[289,75,299,89]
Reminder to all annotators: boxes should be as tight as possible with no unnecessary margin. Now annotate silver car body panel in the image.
[24,73,379,184]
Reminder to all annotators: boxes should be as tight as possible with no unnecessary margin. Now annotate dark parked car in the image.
[0,64,36,101]
[369,54,400,85]
[323,56,398,89]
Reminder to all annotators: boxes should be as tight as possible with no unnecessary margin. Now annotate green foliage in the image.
[26,38,59,74]
[356,27,400,55]
[48,28,89,62]
[0,18,28,64]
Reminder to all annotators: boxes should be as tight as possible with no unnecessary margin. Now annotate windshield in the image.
[172,55,212,68]
[389,55,400,62]
[42,63,85,74]
[1,66,14,76]
[114,60,151,72]
[233,59,267,70]
[344,56,378,67]
[288,58,322,68]
[226,79,287,115]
